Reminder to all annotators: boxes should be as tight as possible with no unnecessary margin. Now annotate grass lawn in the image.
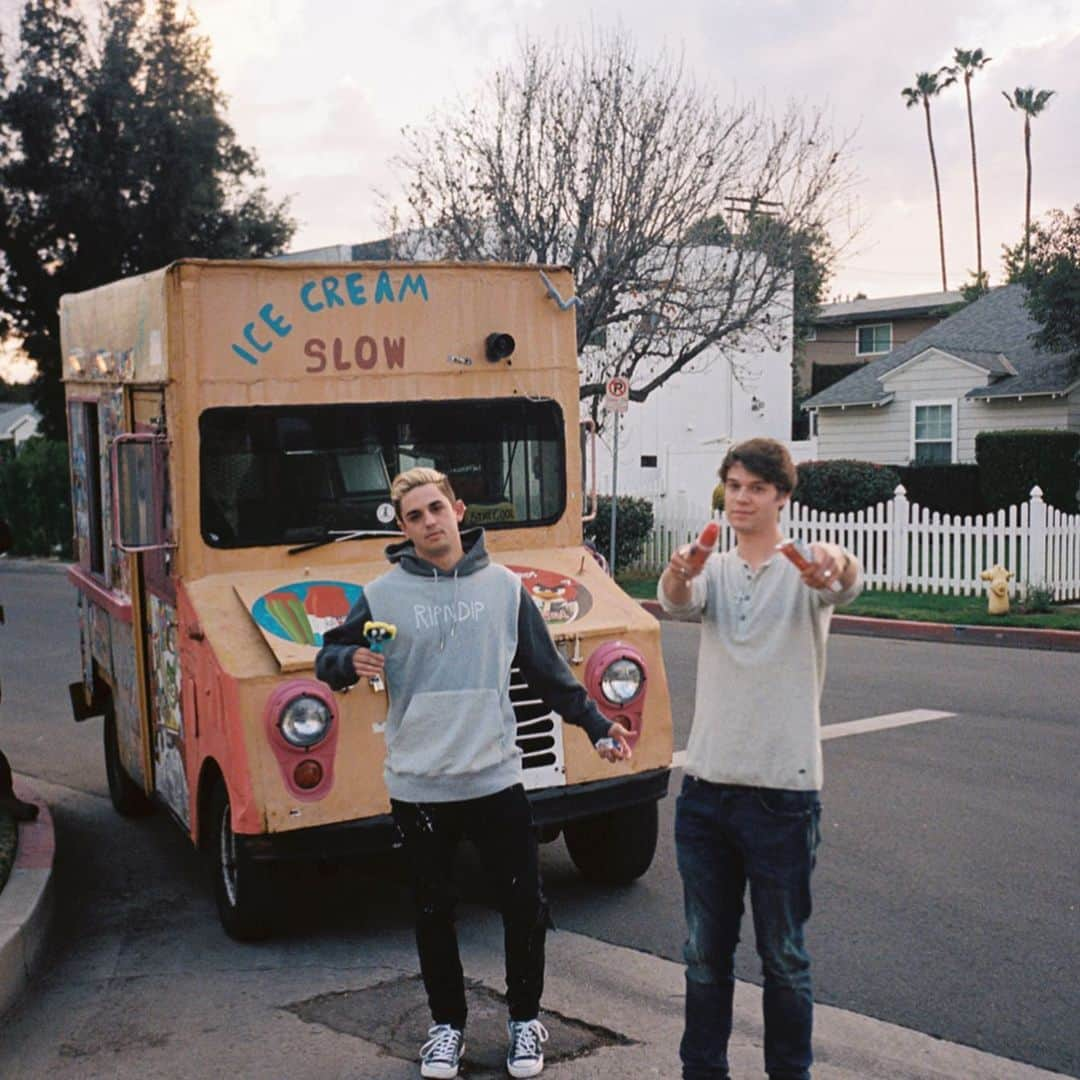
[616,575,1080,631]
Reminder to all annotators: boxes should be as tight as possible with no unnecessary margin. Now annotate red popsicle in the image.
[685,521,720,571]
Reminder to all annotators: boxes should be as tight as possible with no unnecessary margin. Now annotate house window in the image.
[856,323,892,356]
[912,403,954,464]
[640,455,658,468]
[803,326,817,342]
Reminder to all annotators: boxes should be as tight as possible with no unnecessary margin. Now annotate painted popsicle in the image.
[265,591,316,645]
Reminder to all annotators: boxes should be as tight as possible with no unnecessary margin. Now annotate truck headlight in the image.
[600,658,643,705]
[278,695,332,748]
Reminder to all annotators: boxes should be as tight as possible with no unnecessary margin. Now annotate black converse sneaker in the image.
[506,1018,548,1078]
[420,1023,465,1079]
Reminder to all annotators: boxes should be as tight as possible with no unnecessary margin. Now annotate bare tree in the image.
[386,29,856,419]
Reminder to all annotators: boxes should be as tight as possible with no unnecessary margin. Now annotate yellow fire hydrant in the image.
[980,564,1014,615]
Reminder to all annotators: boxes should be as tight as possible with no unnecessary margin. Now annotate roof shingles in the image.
[804,285,1079,409]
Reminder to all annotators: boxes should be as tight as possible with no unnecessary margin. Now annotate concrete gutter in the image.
[0,779,54,1019]
[639,600,1080,652]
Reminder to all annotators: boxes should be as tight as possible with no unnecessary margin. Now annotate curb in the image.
[0,778,54,1019]
[0,558,70,576]
[639,599,1080,652]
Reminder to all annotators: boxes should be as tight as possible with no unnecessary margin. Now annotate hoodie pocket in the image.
[389,689,509,778]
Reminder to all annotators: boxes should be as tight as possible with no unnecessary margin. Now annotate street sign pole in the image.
[609,410,619,573]
[602,376,629,575]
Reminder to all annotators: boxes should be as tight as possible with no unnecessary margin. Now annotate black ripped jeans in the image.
[391,784,548,1030]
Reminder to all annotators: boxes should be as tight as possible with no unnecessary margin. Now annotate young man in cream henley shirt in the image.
[658,438,862,1080]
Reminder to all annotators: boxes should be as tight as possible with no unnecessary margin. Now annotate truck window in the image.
[199,398,566,548]
[68,400,106,575]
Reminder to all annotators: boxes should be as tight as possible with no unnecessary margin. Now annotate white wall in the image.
[590,334,793,523]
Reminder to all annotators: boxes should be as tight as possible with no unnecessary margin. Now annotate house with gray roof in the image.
[802,285,1080,465]
[799,289,962,396]
[0,403,41,457]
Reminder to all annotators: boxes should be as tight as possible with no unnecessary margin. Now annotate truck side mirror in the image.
[112,433,174,553]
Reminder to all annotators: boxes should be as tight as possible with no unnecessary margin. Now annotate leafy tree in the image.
[1004,205,1080,358]
[1001,86,1055,266]
[902,68,956,292]
[0,0,295,439]
[388,29,855,421]
[947,48,991,284]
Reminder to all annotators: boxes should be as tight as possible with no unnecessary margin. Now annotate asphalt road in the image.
[1,562,1077,1076]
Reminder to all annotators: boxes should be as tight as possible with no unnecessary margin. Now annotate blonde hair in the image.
[390,467,458,519]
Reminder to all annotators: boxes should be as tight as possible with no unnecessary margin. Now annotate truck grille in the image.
[509,668,567,790]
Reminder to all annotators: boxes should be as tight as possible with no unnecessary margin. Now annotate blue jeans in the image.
[675,775,821,1080]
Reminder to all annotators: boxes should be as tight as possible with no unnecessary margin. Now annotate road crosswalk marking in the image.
[670,709,956,769]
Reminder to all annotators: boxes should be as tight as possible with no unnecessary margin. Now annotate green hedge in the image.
[895,464,988,517]
[975,430,1080,513]
[0,438,73,557]
[792,459,901,514]
[584,495,654,571]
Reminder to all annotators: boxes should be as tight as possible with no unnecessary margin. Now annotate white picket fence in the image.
[634,485,1080,601]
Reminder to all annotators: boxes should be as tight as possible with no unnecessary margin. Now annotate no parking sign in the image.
[604,376,630,414]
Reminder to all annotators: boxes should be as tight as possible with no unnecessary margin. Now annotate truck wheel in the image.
[103,705,154,817]
[564,799,658,885]
[209,781,273,941]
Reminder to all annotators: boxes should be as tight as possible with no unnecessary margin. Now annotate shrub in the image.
[792,459,901,514]
[583,495,654,571]
[975,430,1080,513]
[895,464,988,517]
[711,482,725,512]
[1019,583,1055,614]
[0,438,73,557]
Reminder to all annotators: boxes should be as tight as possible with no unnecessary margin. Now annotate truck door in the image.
[121,389,190,827]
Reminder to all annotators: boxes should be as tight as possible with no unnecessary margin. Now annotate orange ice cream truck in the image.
[62,259,673,939]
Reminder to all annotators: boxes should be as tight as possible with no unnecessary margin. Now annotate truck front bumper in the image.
[239,767,671,863]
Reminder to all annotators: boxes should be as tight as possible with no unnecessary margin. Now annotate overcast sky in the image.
[1,0,1077,380]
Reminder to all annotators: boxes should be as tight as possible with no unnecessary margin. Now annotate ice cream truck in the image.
[61,259,673,939]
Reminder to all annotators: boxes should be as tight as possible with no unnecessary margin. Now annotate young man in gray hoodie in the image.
[316,467,630,1080]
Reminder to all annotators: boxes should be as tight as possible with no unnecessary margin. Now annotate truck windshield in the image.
[199,398,566,548]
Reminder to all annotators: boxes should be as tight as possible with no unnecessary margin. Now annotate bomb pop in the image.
[776,538,843,592]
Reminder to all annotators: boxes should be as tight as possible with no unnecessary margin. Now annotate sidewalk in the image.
[0,778,53,1019]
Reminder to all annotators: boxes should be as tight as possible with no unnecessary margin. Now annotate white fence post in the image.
[1027,485,1047,593]
[889,485,908,589]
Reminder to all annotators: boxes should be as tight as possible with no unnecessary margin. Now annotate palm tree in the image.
[948,48,991,283]
[1002,86,1056,264]
[902,68,956,291]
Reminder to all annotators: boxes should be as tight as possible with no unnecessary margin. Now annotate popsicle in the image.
[265,591,316,644]
[304,584,350,619]
[362,620,397,693]
[776,538,843,592]
[685,521,720,571]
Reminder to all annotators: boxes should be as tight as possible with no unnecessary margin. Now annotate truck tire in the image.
[563,799,659,885]
[103,705,154,817]
[209,780,273,941]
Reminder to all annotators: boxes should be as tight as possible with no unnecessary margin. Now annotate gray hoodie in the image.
[316,528,610,803]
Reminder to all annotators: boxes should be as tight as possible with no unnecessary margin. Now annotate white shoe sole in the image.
[507,1059,543,1078]
[420,1042,464,1079]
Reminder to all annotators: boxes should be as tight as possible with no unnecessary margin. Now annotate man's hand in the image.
[596,720,633,762]
[803,542,850,591]
[351,646,386,681]
[660,543,704,604]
